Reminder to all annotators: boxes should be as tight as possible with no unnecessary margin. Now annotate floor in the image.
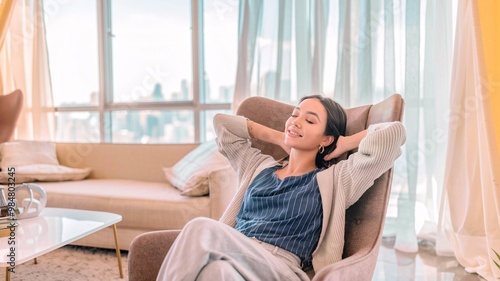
[373,237,486,281]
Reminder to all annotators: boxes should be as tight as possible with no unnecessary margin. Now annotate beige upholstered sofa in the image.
[38,142,237,251]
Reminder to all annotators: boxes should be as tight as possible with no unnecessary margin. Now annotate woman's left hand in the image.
[324,129,368,161]
[324,135,348,161]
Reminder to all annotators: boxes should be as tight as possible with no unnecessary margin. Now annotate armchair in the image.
[0,89,23,143]
[128,94,404,281]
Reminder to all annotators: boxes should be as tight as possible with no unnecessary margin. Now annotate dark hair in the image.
[300,95,347,168]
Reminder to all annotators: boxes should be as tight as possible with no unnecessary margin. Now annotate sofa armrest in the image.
[128,230,181,281]
[208,166,237,220]
[312,243,380,281]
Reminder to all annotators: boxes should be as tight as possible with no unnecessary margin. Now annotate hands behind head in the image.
[279,129,366,162]
[279,134,347,161]
[324,135,347,161]
[323,129,367,161]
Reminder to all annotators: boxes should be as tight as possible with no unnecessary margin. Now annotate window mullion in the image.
[97,0,104,142]
[192,0,205,143]
[97,0,112,142]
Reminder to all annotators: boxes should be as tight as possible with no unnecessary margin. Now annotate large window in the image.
[44,0,237,143]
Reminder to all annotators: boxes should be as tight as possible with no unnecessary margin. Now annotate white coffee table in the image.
[0,208,123,281]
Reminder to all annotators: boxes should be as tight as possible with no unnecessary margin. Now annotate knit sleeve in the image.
[334,121,406,207]
[213,113,273,184]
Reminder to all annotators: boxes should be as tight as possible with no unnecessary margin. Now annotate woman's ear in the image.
[322,136,334,147]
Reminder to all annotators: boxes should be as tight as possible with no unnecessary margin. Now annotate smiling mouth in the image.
[288,130,302,137]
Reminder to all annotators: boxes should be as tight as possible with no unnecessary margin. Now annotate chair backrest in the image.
[236,94,404,264]
[342,94,404,261]
[0,89,23,143]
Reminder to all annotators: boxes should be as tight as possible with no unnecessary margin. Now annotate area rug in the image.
[0,245,129,281]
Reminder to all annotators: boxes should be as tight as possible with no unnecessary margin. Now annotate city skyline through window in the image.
[44,0,236,144]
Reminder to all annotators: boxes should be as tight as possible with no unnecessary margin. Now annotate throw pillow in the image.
[0,141,92,183]
[0,164,92,184]
[163,141,230,196]
[0,141,59,170]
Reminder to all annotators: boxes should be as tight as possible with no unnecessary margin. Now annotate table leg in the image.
[112,224,124,278]
[5,267,10,281]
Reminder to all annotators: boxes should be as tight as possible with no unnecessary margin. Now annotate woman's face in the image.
[284,98,332,152]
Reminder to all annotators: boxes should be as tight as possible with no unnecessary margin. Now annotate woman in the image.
[157,95,406,281]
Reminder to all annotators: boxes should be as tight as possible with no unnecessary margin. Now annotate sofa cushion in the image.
[0,141,91,183]
[42,179,210,230]
[163,141,229,196]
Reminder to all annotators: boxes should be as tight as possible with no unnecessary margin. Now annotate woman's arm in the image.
[213,114,276,182]
[246,119,290,154]
[332,122,406,207]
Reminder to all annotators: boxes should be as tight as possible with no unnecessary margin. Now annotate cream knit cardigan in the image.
[214,114,406,273]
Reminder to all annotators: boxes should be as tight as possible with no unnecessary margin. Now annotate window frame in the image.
[52,0,232,144]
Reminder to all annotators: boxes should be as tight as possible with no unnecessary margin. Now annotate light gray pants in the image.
[156,217,310,281]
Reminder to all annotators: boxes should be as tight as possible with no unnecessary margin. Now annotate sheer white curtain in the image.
[234,0,457,256]
[334,0,454,254]
[438,0,500,279]
[0,0,16,92]
[233,0,331,111]
[0,0,54,141]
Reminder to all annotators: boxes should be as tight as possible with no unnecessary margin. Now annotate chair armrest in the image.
[128,230,181,281]
[312,243,381,281]
[208,166,237,220]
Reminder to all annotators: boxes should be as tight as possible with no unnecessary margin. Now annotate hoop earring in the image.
[319,145,325,154]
